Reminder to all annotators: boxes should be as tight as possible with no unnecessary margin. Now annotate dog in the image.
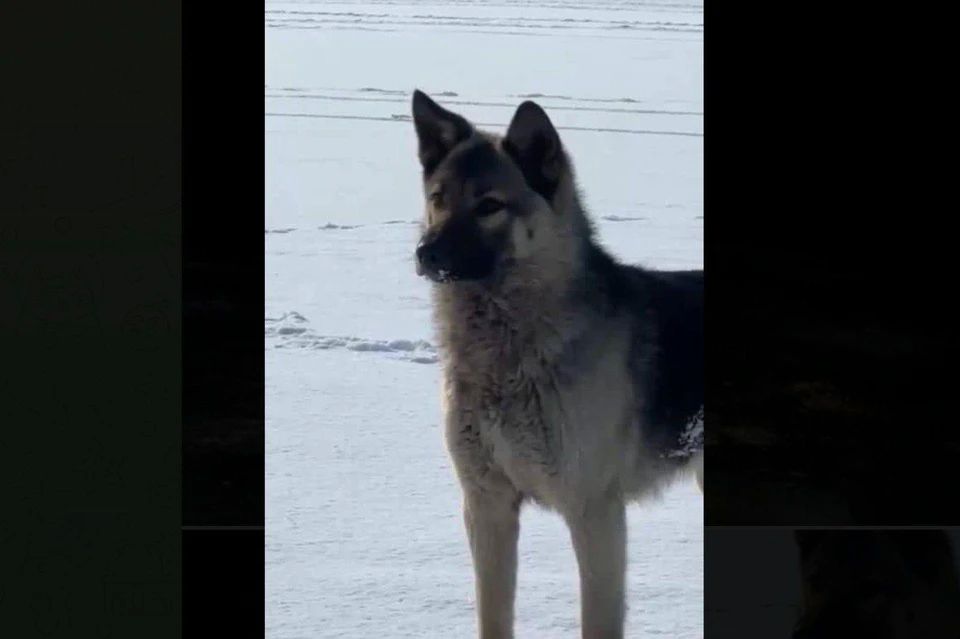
[411,90,703,639]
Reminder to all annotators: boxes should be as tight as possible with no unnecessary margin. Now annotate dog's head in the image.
[411,90,585,285]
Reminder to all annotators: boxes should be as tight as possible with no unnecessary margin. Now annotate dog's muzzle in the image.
[415,240,454,282]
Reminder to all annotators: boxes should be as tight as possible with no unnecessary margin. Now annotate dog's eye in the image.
[474,198,505,217]
[429,192,443,207]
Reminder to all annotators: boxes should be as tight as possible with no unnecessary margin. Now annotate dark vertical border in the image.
[703,3,959,527]
[2,1,181,636]
[181,0,265,635]
[182,0,265,531]
[183,529,265,636]
[705,2,958,635]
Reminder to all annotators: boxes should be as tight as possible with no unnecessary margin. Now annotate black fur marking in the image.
[583,246,703,460]
[418,215,498,281]
[640,270,704,459]
[420,153,442,178]
[412,90,473,178]
[447,141,503,189]
[501,137,561,202]
[502,101,565,202]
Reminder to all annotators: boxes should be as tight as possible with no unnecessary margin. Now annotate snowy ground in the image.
[265,1,703,637]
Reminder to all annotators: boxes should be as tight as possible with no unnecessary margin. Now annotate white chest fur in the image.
[443,327,638,511]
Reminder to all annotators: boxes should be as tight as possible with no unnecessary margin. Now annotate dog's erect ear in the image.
[503,101,566,201]
[412,90,473,176]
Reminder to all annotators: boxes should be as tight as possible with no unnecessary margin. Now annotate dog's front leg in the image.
[567,498,627,639]
[463,487,521,639]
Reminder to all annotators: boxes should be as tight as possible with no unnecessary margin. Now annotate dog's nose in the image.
[416,242,439,269]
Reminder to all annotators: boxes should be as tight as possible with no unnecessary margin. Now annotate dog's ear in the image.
[412,90,473,176]
[503,101,566,201]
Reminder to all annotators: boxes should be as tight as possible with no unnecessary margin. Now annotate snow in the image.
[266,1,703,637]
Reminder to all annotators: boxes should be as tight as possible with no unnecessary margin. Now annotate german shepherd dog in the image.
[411,90,703,639]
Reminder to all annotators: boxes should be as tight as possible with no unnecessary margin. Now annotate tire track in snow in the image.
[266,1,703,13]
[265,12,702,35]
[265,112,703,138]
[267,85,702,111]
[265,92,702,117]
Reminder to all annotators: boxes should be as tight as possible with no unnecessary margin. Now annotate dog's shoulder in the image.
[586,247,703,460]
[640,268,703,459]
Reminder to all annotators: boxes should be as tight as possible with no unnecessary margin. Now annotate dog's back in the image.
[634,267,704,461]
[582,245,704,466]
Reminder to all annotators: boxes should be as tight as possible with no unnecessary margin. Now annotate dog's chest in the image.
[470,369,566,502]
[450,336,633,506]
[441,294,635,503]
